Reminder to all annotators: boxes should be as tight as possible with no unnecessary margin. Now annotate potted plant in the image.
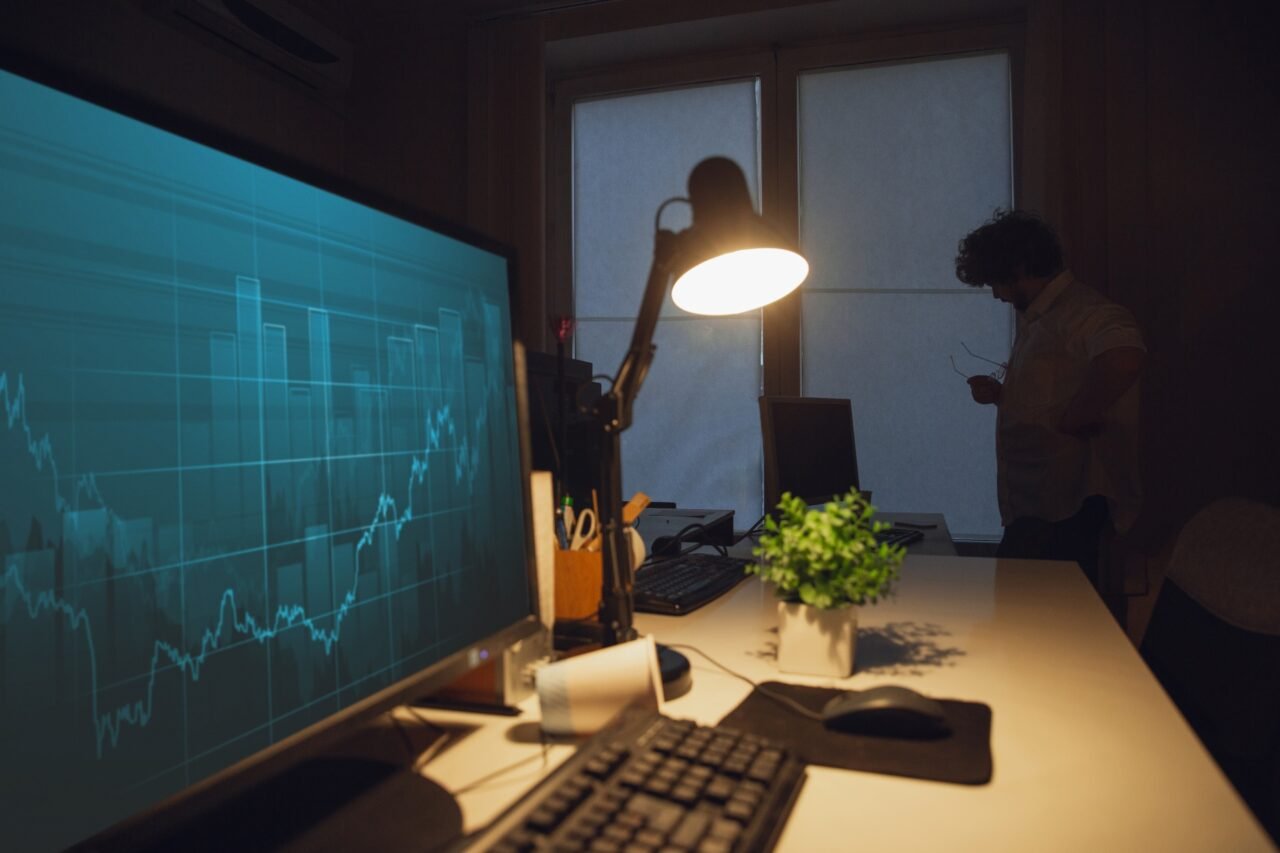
[749,488,906,678]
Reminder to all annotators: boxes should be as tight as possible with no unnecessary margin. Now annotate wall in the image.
[1085,0,1280,635]
[468,17,548,352]
[0,0,471,224]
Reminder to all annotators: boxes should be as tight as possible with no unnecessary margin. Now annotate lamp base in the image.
[657,644,692,701]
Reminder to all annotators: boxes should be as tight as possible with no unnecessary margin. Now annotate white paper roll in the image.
[626,525,646,570]
[529,470,556,630]
[537,636,664,736]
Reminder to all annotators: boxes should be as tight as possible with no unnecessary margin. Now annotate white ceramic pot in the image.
[776,600,857,678]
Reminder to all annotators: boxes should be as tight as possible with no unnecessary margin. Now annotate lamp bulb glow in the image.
[670,248,809,315]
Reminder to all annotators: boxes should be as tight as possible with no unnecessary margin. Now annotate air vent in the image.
[149,0,353,93]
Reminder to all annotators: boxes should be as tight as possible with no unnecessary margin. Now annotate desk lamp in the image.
[589,156,809,673]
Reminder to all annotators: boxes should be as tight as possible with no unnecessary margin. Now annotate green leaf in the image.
[753,487,904,609]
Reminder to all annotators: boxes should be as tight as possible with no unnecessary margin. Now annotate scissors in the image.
[568,509,598,551]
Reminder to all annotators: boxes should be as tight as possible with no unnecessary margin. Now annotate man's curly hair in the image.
[955,209,1063,287]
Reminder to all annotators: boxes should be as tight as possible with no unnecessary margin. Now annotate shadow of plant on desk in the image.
[750,628,780,663]
[853,622,965,676]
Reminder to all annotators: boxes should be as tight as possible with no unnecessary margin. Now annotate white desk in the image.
[415,555,1275,851]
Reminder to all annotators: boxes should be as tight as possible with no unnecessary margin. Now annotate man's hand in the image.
[967,375,1002,405]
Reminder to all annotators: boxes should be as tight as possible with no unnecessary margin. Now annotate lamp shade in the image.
[669,157,808,316]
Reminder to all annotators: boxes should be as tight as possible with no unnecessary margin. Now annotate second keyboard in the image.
[633,553,753,616]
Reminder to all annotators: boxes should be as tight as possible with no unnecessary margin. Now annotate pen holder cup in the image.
[554,547,602,620]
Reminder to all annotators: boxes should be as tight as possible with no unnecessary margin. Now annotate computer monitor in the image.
[759,396,861,511]
[0,59,538,851]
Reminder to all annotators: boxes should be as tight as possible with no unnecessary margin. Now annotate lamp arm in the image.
[590,228,678,645]
[604,228,677,433]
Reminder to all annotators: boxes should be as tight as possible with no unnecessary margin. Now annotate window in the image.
[553,28,1020,540]
[569,80,767,523]
[796,53,1013,539]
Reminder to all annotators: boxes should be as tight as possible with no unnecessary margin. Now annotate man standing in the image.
[955,210,1145,587]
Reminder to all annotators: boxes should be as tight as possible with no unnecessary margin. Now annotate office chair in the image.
[1140,497,1280,842]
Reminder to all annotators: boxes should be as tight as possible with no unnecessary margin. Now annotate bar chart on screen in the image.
[0,64,528,850]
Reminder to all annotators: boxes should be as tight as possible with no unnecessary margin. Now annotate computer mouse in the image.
[820,685,952,739]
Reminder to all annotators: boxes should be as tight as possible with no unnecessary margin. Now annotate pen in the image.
[554,506,570,549]
[561,495,575,533]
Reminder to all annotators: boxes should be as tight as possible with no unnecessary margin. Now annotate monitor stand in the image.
[130,714,462,853]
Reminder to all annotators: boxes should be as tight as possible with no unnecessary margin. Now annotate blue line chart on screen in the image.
[0,302,494,758]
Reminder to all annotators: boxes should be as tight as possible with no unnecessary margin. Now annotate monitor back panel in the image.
[759,396,860,511]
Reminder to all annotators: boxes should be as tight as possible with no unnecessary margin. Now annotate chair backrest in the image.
[1163,497,1280,636]
[1141,497,1280,841]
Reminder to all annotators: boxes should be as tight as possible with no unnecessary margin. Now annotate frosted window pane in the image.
[576,317,763,524]
[574,82,761,319]
[799,54,1013,539]
[799,54,1011,291]
[802,291,1010,539]
[573,80,762,523]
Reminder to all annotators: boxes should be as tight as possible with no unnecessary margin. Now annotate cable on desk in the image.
[730,513,767,546]
[663,643,824,722]
[450,730,553,797]
[391,712,420,762]
[402,703,455,772]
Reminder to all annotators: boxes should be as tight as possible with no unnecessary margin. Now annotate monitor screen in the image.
[0,64,536,851]
[759,396,861,511]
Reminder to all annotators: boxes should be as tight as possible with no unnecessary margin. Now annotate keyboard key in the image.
[707,818,741,842]
[635,828,666,847]
[703,776,734,802]
[527,806,562,832]
[652,736,681,753]
[585,757,614,778]
[600,790,629,811]
[603,824,634,843]
[643,776,673,796]
[670,784,701,805]
[626,792,684,832]
[506,828,537,850]
[698,749,727,767]
[669,811,712,849]
[618,768,648,788]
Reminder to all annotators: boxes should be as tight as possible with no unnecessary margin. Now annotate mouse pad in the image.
[717,682,993,785]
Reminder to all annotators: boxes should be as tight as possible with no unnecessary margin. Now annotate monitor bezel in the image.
[759,395,861,511]
[0,46,543,852]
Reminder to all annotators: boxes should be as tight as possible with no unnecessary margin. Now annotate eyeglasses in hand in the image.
[949,341,1008,381]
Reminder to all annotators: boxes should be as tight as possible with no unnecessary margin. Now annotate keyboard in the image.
[633,553,753,616]
[875,526,925,548]
[464,709,806,853]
